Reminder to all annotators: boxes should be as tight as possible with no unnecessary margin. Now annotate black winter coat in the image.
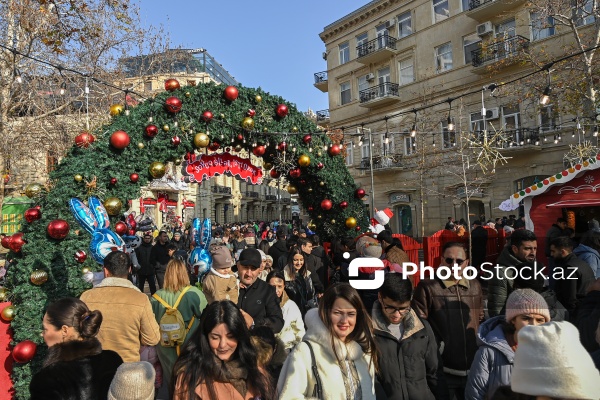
[576,290,600,353]
[135,241,155,275]
[372,301,439,400]
[268,240,287,267]
[238,278,284,333]
[554,253,595,320]
[30,338,122,400]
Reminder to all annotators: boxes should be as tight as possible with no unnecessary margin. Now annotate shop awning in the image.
[546,199,600,208]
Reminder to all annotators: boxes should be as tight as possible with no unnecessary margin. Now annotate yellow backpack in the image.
[152,286,194,354]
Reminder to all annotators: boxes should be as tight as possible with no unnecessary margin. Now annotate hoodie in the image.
[573,243,600,278]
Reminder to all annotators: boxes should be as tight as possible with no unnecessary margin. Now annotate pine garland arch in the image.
[5,80,368,397]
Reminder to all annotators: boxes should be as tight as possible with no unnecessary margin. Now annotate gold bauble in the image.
[74,174,83,182]
[298,154,311,167]
[109,104,124,116]
[234,144,243,152]
[220,113,226,119]
[0,287,8,302]
[317,215,323,219]
[345,217,358,229]
[292,126,299,133]
[319,181,325,187]
[317,151,322,157]
[30,270,48,285]
[149,161,166,179]
[25,183,43,198]
[331,219,336,224]
[263,162,273,170]
[185,91,191,97]
[241,117,255,131]
[287,185,298,194]
[1,305,15,321]
[137,142,145,149]
[103,197,123,216]
[194,133,210,148]
[307,188,313,193]
[163,125,170,132]
[263,127,269,133]
[307,221,317,231]
[255,95,262,103]
[81,266,91,274]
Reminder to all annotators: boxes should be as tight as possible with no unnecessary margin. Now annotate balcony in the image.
[359,82,401,108]
[265,194,277,202]
[356,155,404,171]
[471,35,529,71]
[467,0,527,22]
[473,128,542,152]
[314,71,328,92]
[211,185,232,197]
[316,109,330,124]
[356,35,397,64]
[282,198,291,204]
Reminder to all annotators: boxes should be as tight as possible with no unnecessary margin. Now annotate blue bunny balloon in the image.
[189,218,212,279]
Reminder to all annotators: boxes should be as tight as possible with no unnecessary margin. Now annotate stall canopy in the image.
[1,197,33,234]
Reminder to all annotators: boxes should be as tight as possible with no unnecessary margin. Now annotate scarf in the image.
[214,357,249,398]
[339,358,362,400]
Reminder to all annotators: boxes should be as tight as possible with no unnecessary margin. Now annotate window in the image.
[381,134,395,155]
[540,105,559,132]
[340,82,351,105]
[575,0,596,26]
[339,42,350,65]
[442,121,456,149]
[463,33,481,65]
[144,81,153,91]
[356,33,368,57]
[398,59,414,85]
[433,0,449,23]
[435,42,453,72]
[502,105,521,130]
[397,11,412,38]
[345,143,354,166]
[531,12,555,41]
[361,139,371,159]
[461,0,470,12]
[376,26,390,50]
[358,75,369,93]
[470,111,485,132]
[404,136,416,155]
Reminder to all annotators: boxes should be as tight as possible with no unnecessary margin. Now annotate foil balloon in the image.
[189,218,212,279]
[69,197,126,264]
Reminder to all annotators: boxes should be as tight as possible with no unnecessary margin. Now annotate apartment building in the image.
[317,0,598,236]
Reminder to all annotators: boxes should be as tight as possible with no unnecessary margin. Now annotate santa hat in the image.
[374,208,393,225]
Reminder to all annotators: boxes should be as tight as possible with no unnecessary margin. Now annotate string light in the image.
[410,110,417,137]
[446,99,455,131]
[540,64,554,106]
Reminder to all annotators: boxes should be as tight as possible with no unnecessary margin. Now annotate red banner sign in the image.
[183,153,263,185]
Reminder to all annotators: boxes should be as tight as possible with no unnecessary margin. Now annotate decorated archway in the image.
[0,80,368,397]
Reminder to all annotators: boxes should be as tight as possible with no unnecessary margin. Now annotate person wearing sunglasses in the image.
[413,242,484,400]
[373,273,439,400]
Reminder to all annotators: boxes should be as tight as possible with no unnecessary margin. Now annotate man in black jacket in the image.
[374,273,439,400]
[135,232,156,294]
[268,230,287,268]
[237,248,284,333]
[150,231,170,289]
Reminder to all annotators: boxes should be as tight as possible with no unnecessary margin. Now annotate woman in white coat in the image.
[277,283,378,399]
[267,270,305,353]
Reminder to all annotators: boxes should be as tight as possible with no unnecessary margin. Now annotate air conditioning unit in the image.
[486,107,500,119]
[384,18,396,29]
[476,21,493,37]
[366,73,375,81]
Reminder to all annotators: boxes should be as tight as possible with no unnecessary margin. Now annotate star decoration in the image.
[563,141,600,168]
[272,152,296,175]
[468,130,512,174]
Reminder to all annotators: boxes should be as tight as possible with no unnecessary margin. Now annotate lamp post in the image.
[367,128,375,218]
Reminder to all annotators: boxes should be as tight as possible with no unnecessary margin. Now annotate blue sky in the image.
[140,1,368,113]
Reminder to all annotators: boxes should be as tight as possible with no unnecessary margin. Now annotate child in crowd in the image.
[202,244,238,304]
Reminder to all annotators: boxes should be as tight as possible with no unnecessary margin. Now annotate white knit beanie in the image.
[511,321,600,399]
[108,361,155,400]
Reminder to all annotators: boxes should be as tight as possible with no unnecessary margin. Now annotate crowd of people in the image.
[20,218,600,399]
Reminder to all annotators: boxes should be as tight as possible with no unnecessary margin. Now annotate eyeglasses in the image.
[444,257,466,265]
[383,303,411,315]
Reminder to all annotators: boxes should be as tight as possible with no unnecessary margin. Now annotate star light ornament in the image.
[468,130,511,174]
[563,141,600,168]
[272,152,297,175]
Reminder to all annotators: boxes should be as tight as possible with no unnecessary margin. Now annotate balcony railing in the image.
[245,191,259,198]
[282,198,291,204]
[314,71,327,84]
[265,195,277,201]
[212,186,232,195]
[469,0,495,10]
[357,35,397,58]
[471,35,530,67]
[359,82,400,104]
[316,109,330,122]
[357,155,404,171]
[473,128,541,148]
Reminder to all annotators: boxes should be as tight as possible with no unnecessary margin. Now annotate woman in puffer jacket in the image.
[465,289,550,400]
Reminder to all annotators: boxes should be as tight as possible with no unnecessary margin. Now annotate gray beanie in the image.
[108,361,155,400]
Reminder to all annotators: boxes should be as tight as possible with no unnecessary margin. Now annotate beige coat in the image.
[202,268,239,304]
[80,277,160,362]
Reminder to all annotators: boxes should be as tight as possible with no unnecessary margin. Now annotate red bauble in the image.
[47,219,70,240]
[12,340,37,364]
[110,130,130,149]
[74,131,95,148]
[308,206,314,212]
[110,177,117,185]
[270,169,281,179]
[202,110,214,122]
[339,201,349,209]
[328,144,341,156]
[145,124,159,138]
[223,86,239,101]
[164,78,180,92]
[171,136,181,146]
[247,109,256,117]
[316,162,324,170]
[9,233,26,252]
[128,229,136,236]
[355,188,366,199]
[252,145,266,157]
[276,104,289,118]
[114,221,128,236]
[130,173,139,183]
[277,142,287,151]
[24,208,42,223]
[355,226,361,232]
[74,250,87,263]
[165,96,183,113]
[302,134,312,144]
[208,142,220,151]
[1,235,11,249]
[289,168,302,179]
[321,199,333,210]
[300,179,307,185]
[237,134,244,141]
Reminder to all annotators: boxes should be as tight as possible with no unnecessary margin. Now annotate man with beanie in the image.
[108,361,156,400]
[202,243,238,304]
[511,321,600,400]
[135,231,157,294]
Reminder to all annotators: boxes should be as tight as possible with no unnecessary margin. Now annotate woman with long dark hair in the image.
[267,270,305,352]
[283,247,323,316]
[172,300,275,400]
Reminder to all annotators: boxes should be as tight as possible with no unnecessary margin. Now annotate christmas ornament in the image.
[164,78,180,91]
[75,250,87,263]
[208,142,220,151]
[298,154,311,167]
[12,340,37,363]
[292,126,299,133]
[109,104,124,116]
[345,217,357,229]
[30,270,48,286]
[0,305,13,322]
[1,235,10,249]
[74,131,95,148]
[252,145,266,157]
[255,95,262,103]
[128,229,136,236]
[24,208,42,223]
[149,162,166,179]
[321,199,333,210]
[308,221,317,231]
[194,133,210,148]
[130,173,139,183]
[223,86,239,101]
[356,226,362,232]
[319,181,325,187]
[202,110,214,122]
[145,124,159,138]
[328,144,341,156]
[103,197,123,216]
[163,124,170,132]
[307,188,313,193]
[114,221,128,235]
[317,151,322,157]
[277,142,287,151]
[276,104,289,118]
[165,96,183,113]
[303,134,312,144]
[82,266,91,275]
[241,117,255,131]
[270,169,281,179]
[318,215,323,219]
[24,183,43,198]
[355,188,366,199]
[263,162,273,170]
[185,92,191,97]
[0,288,8,302]
[9,233,26,252]
[234,144,243,152]
[247,109,256,117]
[468,130,511,174]
[340,201,349,209]
[308,206,314,212]
[287,185,298,194]
[317,162,324,170]
[331,219,336,224]
[110,177,117,185]
[74,174,83,182]
[137,143,145,149]
[171,136,181,146]
[47,219,70,240]
[289,168,301,179]
[110,130,130,149]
